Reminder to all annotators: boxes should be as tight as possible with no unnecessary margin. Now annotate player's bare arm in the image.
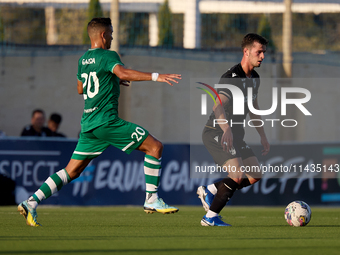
[113,64,181,86]
[77,80,83,94]
[248,98,270,155]
[213,94,233,152]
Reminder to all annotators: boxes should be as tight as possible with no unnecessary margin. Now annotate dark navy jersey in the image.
[206,63,260,138]
[21,125,52,137]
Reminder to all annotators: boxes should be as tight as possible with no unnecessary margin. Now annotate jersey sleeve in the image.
[217,71,242,100]
[104,51,124,73]
[77,58,82,81]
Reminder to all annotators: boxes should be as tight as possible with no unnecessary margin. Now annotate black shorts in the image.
[202,126,255,166]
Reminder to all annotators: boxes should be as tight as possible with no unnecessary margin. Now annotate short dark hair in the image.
[50,113,62,124]
[241,33,268,50]
[32,109,44,118]
[87,17,112,36]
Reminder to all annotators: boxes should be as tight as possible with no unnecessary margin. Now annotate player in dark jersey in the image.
[18,17,181,227]
[197,33,270,226]
[21,109,52,137]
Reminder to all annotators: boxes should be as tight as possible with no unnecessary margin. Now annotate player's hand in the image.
[120,80,131,86]
[221,127,233,152]
[261,136,270,156]
[157,74,181,86]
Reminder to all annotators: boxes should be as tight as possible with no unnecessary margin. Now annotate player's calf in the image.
[209,177,239,214]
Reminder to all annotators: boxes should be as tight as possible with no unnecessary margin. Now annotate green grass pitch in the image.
[0,206,339,255]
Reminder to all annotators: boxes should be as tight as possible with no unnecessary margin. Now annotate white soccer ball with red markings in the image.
[284,201,312,227]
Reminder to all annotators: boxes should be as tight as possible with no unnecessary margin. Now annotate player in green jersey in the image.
[18,17,181,227]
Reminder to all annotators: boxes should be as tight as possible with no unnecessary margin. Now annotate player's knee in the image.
[150,140,163,159]
[250,177,262,184]
[251,167,263,181]
[155,140,164,157]
[233,177,243,184]
[232,174,244,184]
[228,171,244,184]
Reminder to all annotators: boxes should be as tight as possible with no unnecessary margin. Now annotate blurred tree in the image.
[119,12,148,47]
[128,13,148,46]
[158,0,174,47]
[0,8,4,42]
[201,14,247,49]
[55,8,87,45]
[119,12,134,46]
[258,14,276,53]
[319,13,340,50]
[172,14,183,48]
[0,6,46,44]
[83,0,103,45]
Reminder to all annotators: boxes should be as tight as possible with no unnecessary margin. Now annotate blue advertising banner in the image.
[0,138,209,206]
[0,138,339,206]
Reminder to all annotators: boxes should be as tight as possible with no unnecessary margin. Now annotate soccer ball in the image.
[284,201,312,227]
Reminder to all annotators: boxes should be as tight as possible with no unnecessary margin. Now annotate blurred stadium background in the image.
[0,0,340,207]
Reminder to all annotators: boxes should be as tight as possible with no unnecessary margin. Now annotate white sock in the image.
[207,184,217,195]
[27,196,38,209]
[144,155,161,203]
[146,192,158,203]
[206,210,218,218]
[29,169,70,209]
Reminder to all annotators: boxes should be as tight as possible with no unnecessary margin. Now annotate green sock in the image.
[144,155,161,203]
[28,169,71,209]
